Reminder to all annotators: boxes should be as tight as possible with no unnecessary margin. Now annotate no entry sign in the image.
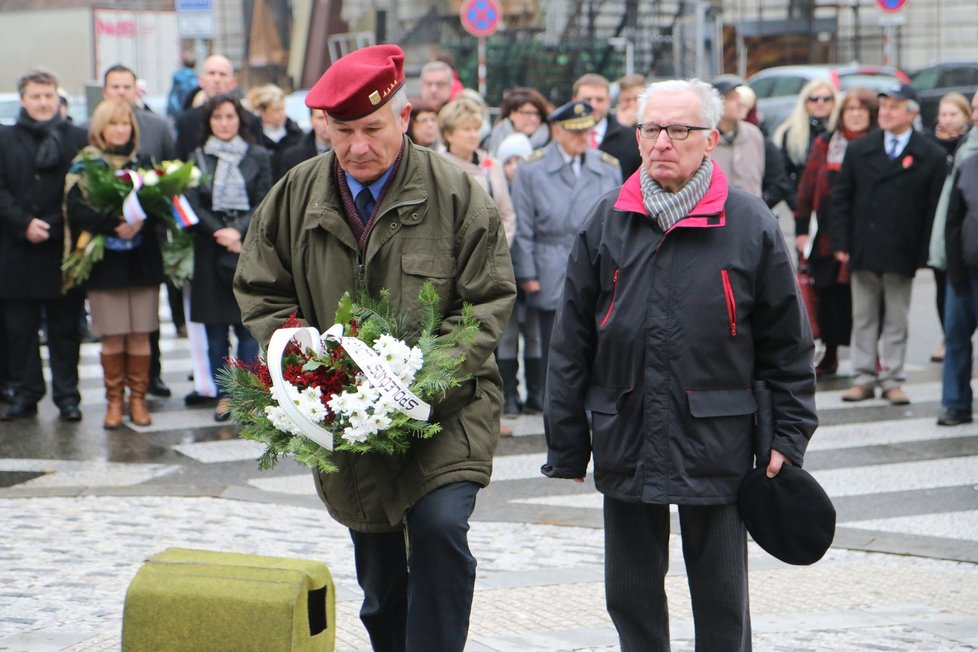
[460,0,500,38]
[876,0,907,12]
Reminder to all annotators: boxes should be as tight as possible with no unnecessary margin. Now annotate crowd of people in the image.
[1,43,977,650]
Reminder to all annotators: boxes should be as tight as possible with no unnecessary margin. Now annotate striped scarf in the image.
[203,135,251,213]
[640,158,713,232]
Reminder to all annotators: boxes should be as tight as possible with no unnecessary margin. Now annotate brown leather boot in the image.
[126,354,152,426]
[101,352,126,430]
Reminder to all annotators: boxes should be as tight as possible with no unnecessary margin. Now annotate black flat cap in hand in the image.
[737,464,836,566]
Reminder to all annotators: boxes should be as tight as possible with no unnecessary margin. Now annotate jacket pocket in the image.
[401,253,456,278]
[400,252,456,316]
[721,269,736,336]
[683,388,756,479]
[599,267,620,328]
[585,384,639,474]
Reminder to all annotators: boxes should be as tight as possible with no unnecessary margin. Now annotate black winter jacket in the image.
[543,165,817,505]
[0,119,87,299]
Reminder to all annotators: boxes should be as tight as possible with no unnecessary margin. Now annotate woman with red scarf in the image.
[794,87,879,377]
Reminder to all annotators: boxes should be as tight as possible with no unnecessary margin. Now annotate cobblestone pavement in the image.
[1,275,977,651]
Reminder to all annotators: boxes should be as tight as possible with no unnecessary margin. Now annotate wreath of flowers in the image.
[62,156,202,289]
[218,282,480,474]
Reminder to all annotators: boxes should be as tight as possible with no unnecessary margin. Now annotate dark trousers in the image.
[536,308,557,402]
[204,323,258,397]
[941,278,976,414]
[3,292,85,407]
[349,481,480,652]
[604,498,751,652]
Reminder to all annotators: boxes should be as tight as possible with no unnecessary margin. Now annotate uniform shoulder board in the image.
[524,149,545,163]
[601,152,620,167]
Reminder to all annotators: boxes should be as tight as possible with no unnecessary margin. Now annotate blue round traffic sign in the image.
[460,0,500,38]
[876,0,907,12]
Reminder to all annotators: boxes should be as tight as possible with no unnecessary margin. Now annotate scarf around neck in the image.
[17,108,64,170]
[203,135,251,213]
[640,157,713,232]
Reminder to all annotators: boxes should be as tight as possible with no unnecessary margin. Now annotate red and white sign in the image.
[460,0,501,38]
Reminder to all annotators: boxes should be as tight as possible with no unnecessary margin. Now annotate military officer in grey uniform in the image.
[511,99,622,397]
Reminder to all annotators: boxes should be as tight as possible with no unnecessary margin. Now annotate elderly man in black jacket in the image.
[0,68,88,421]
[831,83,946,405]
[543,79,817,651]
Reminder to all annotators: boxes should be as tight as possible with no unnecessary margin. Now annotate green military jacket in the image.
[234,137,516,531]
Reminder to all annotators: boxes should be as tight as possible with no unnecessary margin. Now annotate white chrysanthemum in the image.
[188,166,202,187]
[265,405,301,436]
[342,426,370,445]
[370,411,392,432]
[142,170,160,186]
[328,391,352,414]
[164,162,181,175]
[296,386,328,422]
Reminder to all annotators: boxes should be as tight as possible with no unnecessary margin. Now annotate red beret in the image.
[305,44,405,120]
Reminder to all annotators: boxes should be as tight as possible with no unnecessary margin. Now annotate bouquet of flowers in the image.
[62,156,202,289]
[218,282,480,474]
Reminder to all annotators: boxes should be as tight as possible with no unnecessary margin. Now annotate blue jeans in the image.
[204,323,258,398]
[941,278,977,414]
[349,481,480,652]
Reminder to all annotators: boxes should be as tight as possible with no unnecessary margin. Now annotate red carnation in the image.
[902,155,913,169]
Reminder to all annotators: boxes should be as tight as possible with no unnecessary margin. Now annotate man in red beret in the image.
[234,44,516,652]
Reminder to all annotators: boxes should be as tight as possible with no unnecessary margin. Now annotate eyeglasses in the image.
[843,105,869,113]
[514,109,541,118]
[807,95,834,103]
[636,122,712,141]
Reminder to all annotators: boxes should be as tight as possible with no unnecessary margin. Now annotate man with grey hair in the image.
[831,82,945,405]
[542,79,817,650]
[419,59,455,109]
[235,45,515,652]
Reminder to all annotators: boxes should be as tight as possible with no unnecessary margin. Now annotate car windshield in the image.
[0,96,21,125]
[910,68,942,91]
[839,74,900,91]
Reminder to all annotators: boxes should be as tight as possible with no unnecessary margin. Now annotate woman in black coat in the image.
[65,98,164,429]
[186,94,272,421]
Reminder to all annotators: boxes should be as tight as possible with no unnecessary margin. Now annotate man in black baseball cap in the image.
[878,81,920,104]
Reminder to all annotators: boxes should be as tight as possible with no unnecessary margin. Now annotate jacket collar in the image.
[613,158,728,228]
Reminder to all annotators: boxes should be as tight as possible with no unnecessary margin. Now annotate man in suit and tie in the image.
[511,100,622,400]
[572,73,642,178]
[831,82,946,404]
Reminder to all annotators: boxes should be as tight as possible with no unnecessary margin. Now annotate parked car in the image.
[747,64,910,134]
[285,90,311,133]
[910,60,978,129]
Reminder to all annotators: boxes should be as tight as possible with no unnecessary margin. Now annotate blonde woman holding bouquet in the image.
[186,94,272,421]
[65,98,164,429]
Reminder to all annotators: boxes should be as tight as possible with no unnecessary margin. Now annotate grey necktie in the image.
[887,137,901,160]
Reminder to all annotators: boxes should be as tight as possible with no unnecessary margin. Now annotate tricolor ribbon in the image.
[170,194,200,228]
[115,170,147,225]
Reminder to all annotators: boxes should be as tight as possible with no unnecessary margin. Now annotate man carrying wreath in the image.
[234,45,516,652]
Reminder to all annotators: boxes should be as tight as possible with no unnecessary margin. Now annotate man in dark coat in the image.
[174,55,261,160]
[0,68,88,421]
[279,108,331,175]
[543,79,817,651]
[831,83,946,405]
[573,73,642,178]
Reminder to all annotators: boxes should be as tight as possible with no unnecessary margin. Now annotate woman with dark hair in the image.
[186,94,272,421]
[794,86,879,377]
[483,86,552,156]
[64,98,164,428]
[406,99,441,149]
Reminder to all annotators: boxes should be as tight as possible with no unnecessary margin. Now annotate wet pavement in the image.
[1,271,977,651]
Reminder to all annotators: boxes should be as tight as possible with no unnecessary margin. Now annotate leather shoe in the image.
[0,386,15,404]
[937,410,972,426]
[882,387,910,405]
[841,385,874,402]
[0,401,38,421]
[58,401,83,422]
[184,391,217,407]
[148,376,172,398]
